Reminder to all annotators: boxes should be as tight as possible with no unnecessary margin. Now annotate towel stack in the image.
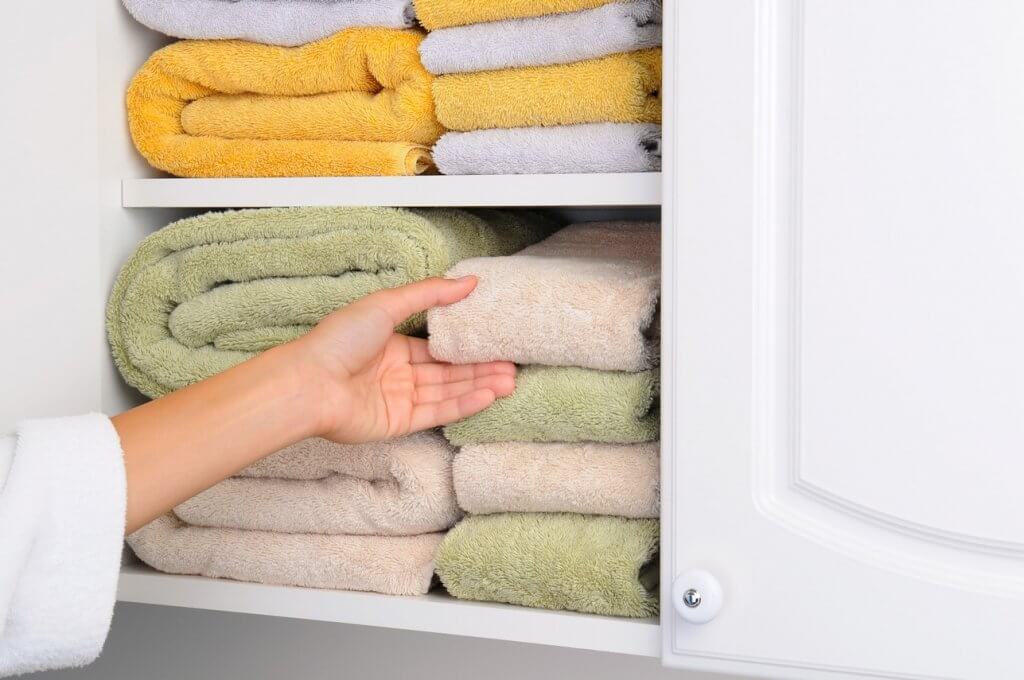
[112,207,557,594]
[415,0,663,175]
[428,222,661,617]
[122,0,443,177]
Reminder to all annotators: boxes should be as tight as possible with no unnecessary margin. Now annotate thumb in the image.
[362,276,478,328]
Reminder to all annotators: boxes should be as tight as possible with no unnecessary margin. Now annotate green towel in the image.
[108,207,555,398]
[436,513,659,618]
[443,365,659,444]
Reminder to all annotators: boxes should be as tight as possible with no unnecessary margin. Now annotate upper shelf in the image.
[121,174,662,208]
[118,563,660,657]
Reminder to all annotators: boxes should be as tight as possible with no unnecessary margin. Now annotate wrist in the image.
[255,342,330,442]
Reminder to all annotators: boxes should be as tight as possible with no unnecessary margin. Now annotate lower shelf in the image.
[118,563,660,657]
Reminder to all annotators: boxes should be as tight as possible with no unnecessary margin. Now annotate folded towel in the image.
[436,513,659,617]
[443,366,659,445]
[432,49,661,132]
[107,207,555,398]
[413,0,619,30]
[122,0,416,47]
[127,28,442,177]
[429,222,660,371]
[453,442,659,518]
[433,124,662,175]
[175,433,461,535]
[419,1,662,75]
[128,515,442,595]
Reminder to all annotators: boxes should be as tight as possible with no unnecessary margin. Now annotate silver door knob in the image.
[672,570,723,624]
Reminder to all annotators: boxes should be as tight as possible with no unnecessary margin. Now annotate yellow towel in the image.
[127,28,443,177]
[413,0,619,30]
[432,49,661,132]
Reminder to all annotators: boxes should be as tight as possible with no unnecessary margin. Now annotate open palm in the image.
[296,277,516,444]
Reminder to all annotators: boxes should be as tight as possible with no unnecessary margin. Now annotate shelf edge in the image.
[118,566,661,658]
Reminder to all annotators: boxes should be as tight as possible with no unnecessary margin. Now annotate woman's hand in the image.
[114,276,511,533]
[294,276,515,443]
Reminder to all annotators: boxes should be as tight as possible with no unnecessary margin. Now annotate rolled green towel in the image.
[108,207,555,398]
[443,365,659,444]
[436,513,659,618]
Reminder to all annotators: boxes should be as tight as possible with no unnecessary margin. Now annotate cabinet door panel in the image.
[663,1,1024,678]
[0,6,102,431]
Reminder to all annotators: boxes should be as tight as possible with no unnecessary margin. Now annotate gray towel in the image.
[122,0,416,46]
[419,1,662,75]
[433,124,661,175]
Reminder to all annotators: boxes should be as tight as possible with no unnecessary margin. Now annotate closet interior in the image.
[101,0,666,659]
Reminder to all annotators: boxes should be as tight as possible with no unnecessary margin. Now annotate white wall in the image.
[36,605,740,680]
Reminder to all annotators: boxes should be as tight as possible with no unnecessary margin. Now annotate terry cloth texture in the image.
[175,433,462,535]
[0,416,126,677]
[433,124,662,175]
[126,28,442,177]
[107,207,556,398]
[128,515,443,595]
[436,513,659,617]
[454,442,659,518]
[413,0,619,30]
[419,1,662,75]
[429,222,661,372]
[122,0,416,47]
[432,49,661,132]
[443,366,659,445]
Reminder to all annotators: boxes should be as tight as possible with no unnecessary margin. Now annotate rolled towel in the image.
[436,513,659,617]
[128,515,442,595]
[433,124,661,175]
[443,366,659,445]
[419,1,662,75]
[127,28,442,177]
[107,207,555,398]
[429,222,660,371]
[454,442,660,518]
[122,0,416,47]
[432,49,661,132]
[413,0,619,30]
[175,433,461,535]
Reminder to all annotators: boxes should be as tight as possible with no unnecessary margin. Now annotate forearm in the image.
[113,344,322,534]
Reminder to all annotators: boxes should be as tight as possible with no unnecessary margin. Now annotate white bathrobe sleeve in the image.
[0,415,126,677]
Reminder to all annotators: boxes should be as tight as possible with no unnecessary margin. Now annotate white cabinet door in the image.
[663,1,1024,678]
[0,5,103,431]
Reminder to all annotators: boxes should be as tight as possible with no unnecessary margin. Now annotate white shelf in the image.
[121,174,662,208]
[118,563,660,657]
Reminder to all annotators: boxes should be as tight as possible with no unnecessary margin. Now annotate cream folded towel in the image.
[128,515,442,595]
[122,0,416,47]
[454,442,659,518]
[174,433,461,536]
[419,1,662,75]
[429,222,660,371]
[433,124,661,175]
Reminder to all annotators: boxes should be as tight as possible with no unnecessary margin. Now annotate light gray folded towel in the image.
[418,1,662,75]
[454,442,660,518]
[174,433,462,536]
[429,222,660,372]
[128,515,442,595]
[433,124,661,175]
[122,0,416,46]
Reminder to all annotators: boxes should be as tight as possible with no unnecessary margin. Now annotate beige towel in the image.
[454,442,659,518]
[128,515,442,595]
[428,222,660,372]
[175,432,461,536]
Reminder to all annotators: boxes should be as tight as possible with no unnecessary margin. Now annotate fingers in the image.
[414,374,515,404]
[409,389,500,432]
[412,361,516,385]
[364,276,478,329]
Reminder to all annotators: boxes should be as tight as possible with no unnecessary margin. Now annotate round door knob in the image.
[672,569,723,624]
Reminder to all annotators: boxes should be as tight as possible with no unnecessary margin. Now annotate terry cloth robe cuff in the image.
[0,415,126,677]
